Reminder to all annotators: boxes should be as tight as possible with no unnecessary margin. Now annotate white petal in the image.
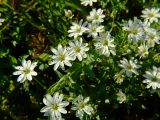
[22,60,27,68]
[26,74,32,81]
[30,62,37,70]
[55,111,62,120]
[17,74,25,83]
[27,60,32,68]
[46,94,54,103]
[58,108,67,114]
[54,62,60,71]
[59,101,69,107]
[43,97,52,106]
[30,71,37,76]
[84,97,90,103]
[40,106,51,113]
[84,106,93,115]
[57,94,63,103]
[77,54,82,61]
[53,92,59,102]
[51,48,58,55]
[13,71,23,75]
[15,66,24,70]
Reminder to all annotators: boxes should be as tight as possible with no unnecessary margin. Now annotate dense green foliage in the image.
[1,0,160,120]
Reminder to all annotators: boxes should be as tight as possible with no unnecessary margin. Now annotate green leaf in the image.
[9,55,17,64]
[83,64,95,78]
[38,53,50,62]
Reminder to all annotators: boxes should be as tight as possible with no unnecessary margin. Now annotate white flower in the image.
[0,18,4,25]
[114,72,125,84]
[68,38,89,61]
[87,22,104,38]
[68,19,88,39]
[94,31,116,56]
[87,8,105,23]
[71,95,93,118]
[141,8,160,23]
[142,20,151,31]
[13,60,37,83]
[64,9,74,19]
[40,92,69,120]
[145,28,160,48]
[117,90,126,104]
[143,66,160,90]
[80,0,97,6]
[49,44,74,71]
[137,44,149,58]
[119,58,141,77]
[123,18,144,42]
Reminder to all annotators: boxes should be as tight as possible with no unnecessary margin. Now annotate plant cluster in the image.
[1,0,160,120]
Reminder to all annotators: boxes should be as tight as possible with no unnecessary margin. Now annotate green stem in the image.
[33,78,46,90]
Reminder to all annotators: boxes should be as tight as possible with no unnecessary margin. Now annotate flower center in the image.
[52,103,58,110]
[148,34,155,39]
[127,64,133,70]
[23,69,30,74]
[148,12,155,18]
[102,39,108,46]
[95,14,99,20]
[130,28,138,35]
[58,55,65,61]
[75,46,81,53]
[79,103,85,109]
[91,27,96,33]
[76,27,81,33]
[152,76,158,82]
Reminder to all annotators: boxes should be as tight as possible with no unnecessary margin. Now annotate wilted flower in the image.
[64,9,74,19]
[13,60,37,83]
[87,8,105,23]
[117,90,126,104]
[94,31,116,56]
[68,19,88,39]
[143,66,160,90]
[80,0,97,6]
[137,44,149,58]
[40,92,69,120]
[71,95,93,118]
[141,8,160,23]
[68,38,89,61]
[0,18,4,25]
[119,58,141,77]
[49,44,74,70]
[114,72,125,84]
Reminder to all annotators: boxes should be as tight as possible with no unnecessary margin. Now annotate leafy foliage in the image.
[1,0,160,119]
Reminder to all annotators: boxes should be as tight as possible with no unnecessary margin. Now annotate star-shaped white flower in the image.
[80,0,97,6]
[49,44,74,71]
[145,27,160,48]
[143,66,160,90]
[71,95,93,118]
[119,58,141,77]
[123,18,144,42]
[13,60,37,83]
[94,31,116,56]
[40,92,69,120]
[141,8,160,23]
[87,8,105,23]
[68,19,88,39]
[87,22,104,38]
[68,38,89,61]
